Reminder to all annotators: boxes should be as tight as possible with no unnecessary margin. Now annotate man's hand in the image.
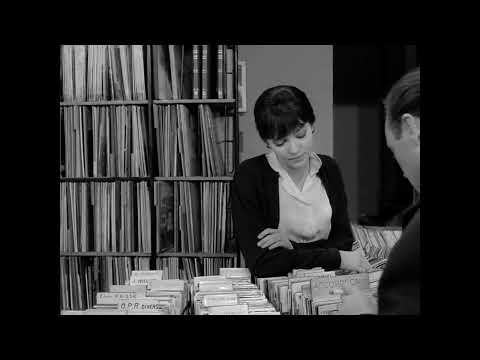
[257,228,293,250]
[337,285,377,315]
[339,249,372,273]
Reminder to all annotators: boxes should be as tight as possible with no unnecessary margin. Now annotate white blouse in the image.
[266,151,332,244]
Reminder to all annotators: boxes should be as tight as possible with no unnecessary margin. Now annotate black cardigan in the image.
[231,154,354,277]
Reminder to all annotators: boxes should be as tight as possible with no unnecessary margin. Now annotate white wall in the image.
[238,45,333,162]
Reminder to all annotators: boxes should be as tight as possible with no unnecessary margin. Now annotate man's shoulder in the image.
[389,208,420,270]
[403,208,420,238]
[402,203,420,229]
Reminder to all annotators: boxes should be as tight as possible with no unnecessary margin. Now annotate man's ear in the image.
[401,113,420,144]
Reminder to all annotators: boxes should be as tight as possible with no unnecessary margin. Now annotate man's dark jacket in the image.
[377,202,420,314]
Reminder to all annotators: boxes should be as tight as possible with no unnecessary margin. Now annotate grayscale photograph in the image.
[59,44,420,316]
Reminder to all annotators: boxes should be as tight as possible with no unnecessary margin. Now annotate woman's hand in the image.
[339,249,372,273]
[257,228,293,250]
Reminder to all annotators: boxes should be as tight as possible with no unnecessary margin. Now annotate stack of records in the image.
[257,277,289,314]
[62,270,189,315]
[290,272,368,315]
[290,268,337,315]
[370,258,388,270]
[351,224,402,265]
[142,279,189,315]
[85,284,147,315]
[256,267,381,315]
[60,45,146,102]
[221,268,278,315]
[365,259,386,303]
[192,269,279,315]
[256,267,334,315]
[367,268,384,299]
[312,274,369,315]
[192,275,240,315]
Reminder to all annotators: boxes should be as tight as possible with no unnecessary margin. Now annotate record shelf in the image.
[59,45,240,310]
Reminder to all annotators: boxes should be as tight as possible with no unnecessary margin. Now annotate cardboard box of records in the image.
[255,267,384,315]
[192,268,280,315]
[61,270,190,315]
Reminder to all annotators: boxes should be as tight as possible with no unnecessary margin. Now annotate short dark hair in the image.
[384,67,420,138]
[254,85,315,141]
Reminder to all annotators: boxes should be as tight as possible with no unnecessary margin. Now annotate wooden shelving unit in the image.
[59,45,240,310]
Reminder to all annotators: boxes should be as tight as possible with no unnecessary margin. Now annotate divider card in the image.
[310,273,370,300]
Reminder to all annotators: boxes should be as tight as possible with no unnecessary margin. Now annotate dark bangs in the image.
[264,112,304,141]
[254,85,315,141]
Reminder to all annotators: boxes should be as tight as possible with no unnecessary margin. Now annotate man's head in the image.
[254,85,316,171]
[384,67,420,192]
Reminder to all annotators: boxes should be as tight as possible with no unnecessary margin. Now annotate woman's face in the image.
[266,122,314,172]
[385,113,420,192]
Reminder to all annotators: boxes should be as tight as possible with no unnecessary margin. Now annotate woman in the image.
[231,85,370,278]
